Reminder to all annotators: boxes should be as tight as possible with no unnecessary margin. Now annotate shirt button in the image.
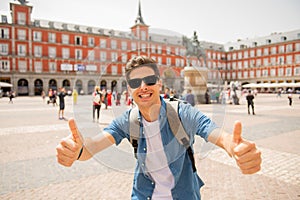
[142,163,145,166]
[147,197,151,200]
[151,182,154,185]
[143,148,146,151]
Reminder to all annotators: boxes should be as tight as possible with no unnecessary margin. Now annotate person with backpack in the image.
[92,86,102,122]
[56,56,261,199]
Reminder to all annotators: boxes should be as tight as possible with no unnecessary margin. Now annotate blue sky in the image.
[1,0,300,44]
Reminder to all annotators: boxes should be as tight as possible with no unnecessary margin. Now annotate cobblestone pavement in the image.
[0,94,299,199]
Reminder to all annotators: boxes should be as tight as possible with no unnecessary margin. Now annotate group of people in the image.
[56,55,261,199]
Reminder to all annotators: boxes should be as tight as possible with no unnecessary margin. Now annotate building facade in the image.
[0,1,299,96]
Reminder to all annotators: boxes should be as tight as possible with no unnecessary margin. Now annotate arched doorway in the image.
[34,79,43,95]
[62,79,71,92]
[88,80,96,94]
[48,79,57,91]
[17,79,29,96]
[111,80,117,92]
[100,80,107,91]
[75,80,83,94]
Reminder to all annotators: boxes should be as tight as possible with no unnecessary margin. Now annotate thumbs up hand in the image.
[56,118,84,167]
[230,121,262,174]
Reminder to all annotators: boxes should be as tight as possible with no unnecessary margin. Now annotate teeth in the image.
[140,94,151,98]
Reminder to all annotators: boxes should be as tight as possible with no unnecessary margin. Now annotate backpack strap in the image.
[129,107,140,159]
[166,101,196,172]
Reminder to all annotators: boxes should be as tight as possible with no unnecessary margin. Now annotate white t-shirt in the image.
[143,118,175,200]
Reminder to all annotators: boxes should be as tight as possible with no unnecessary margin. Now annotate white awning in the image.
[0,82,13,87]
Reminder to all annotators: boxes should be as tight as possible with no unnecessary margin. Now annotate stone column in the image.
[183,66,208,104]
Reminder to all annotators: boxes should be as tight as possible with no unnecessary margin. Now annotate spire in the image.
[135,0,145,25]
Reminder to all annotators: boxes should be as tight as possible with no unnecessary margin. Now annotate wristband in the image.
[77,146,84,160]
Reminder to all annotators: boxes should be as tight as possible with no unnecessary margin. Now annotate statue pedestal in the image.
[183,66,208,104]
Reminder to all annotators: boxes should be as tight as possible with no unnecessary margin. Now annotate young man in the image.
[56,56,261,199]
[58,87,66,120]
[246,90,255,115]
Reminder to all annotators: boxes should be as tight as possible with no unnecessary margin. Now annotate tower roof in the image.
[134,0,146,25]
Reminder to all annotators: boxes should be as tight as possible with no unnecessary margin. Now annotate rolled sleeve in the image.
[103,110,130,145]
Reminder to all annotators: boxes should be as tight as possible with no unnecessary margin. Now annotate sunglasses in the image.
[128,75,159,89]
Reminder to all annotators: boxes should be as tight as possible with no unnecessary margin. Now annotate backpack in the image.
[129,101,196,172]
[93,92,102,104]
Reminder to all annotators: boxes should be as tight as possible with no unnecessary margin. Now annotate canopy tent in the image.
[242,82,300,88]
[0,82,13,88]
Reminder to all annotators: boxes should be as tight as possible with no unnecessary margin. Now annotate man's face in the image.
[127,66,162,108]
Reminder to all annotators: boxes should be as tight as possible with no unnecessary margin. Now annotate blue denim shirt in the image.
[104,97,217,200]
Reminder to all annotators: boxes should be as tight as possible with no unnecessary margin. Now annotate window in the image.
[75,49,82,59]
[34,46,42,57]
[18,60,27,72]
[232,53,237,60]
[100,51,106,61]
[295,54,300,63]
[48,47,56,58]
[62,48,70,59]
[33,31,42,41]
[111,40,117,49]
[18,29,26,40]
[100,39,106,48]
[141,43,147,52]
[121,53,127,63]
[262,69,268,77]
[270,69,276,76]
[250,50,255,57]
[286,55,292,65]
[17,12,26,25]
[131,42,136,51]
[279,45,285,53]
[256,59,261,67]
[101,65,107,75]
[75,36,82,45]
[296,43,300,51]
[157,57,162,65]
[250,70,254,78]
[157,46,162,54]
[88,37,95,47]
[175,58,181,67]
[263,48,269,55]
[238,52,242,59]
[271,57,276,65]
[48,33,56,43]
[62,34,69,44]
[34,61,42,73]
[141,31,146,40]
[0,28,9,39]
[286,68,291,76]
[286,44,293,52]
[278,56,284,65]
[111,52,118,62]
[238,61,242,69]
[111,65,117,75]
[166,47,171,55]
[256,70,261,77]
[49,62,56,73]
[263,58,269,66]
[18,44,26,56]
[0,60,10,72]
[151,45,156,53]
[166,58,171,66]
[243,61,248,68]
[121,41,127,50]
[256,49,262,57]
[294,67,300,75]
[278,68,284,76]
[244,51,248,59]
[88,50,95,61]
[175,48,179,55]
[0,44,8,55]
[271,47,277,54]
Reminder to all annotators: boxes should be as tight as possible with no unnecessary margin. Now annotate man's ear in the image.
[157,79,162,90]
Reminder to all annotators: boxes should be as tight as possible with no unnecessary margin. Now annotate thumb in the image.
[68,118,83,146]
[232,121,242,144]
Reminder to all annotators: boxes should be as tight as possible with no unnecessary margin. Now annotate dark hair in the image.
[125,55,160,80]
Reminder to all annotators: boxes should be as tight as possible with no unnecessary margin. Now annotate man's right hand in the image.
[56,118,83,167]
